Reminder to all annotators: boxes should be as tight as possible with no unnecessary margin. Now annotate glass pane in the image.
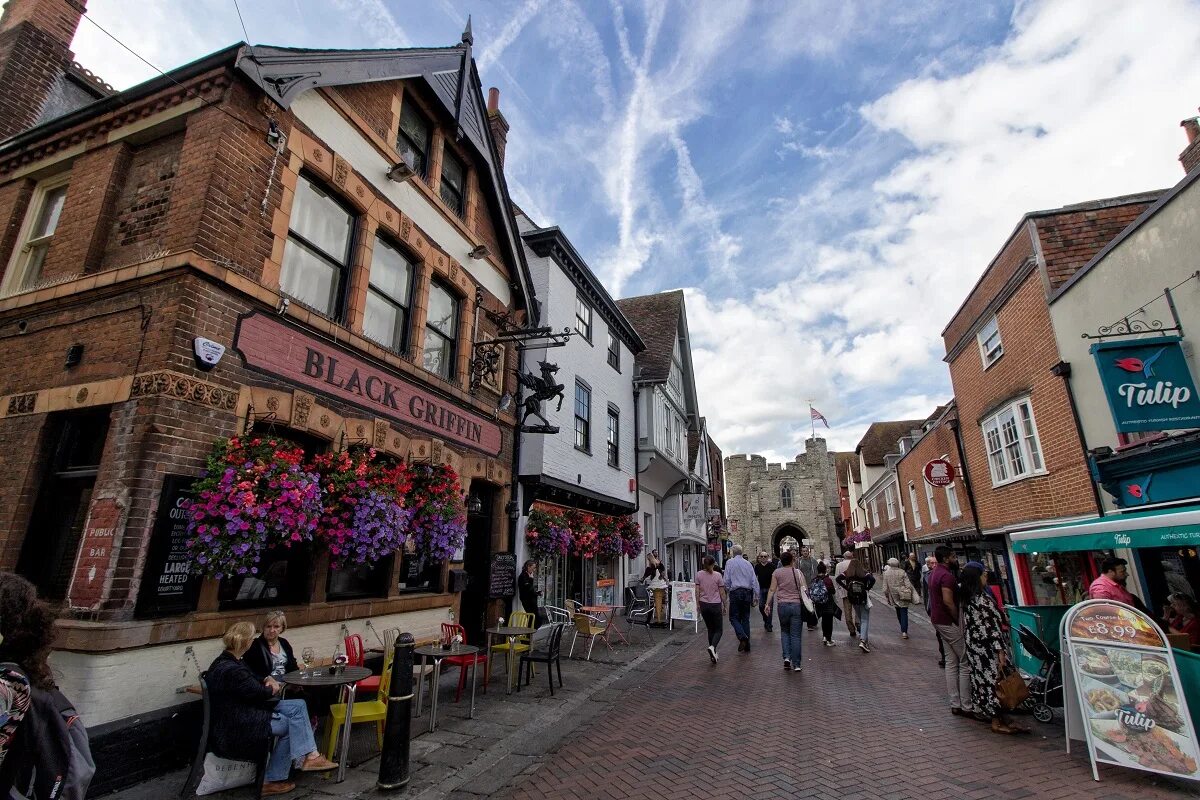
[292,177,352,262]
[399,104,430,174]
[364,290,402,350]
[20,242,49,288]
[440,183,463,215]
[280,239,339,315]
[427,282,458,337]
[575,384,590,418]
[442,151,465,192]
[33,185,67,239]
[422,330,452,377]
[370,238,413,302]
[1020,403,1044,470]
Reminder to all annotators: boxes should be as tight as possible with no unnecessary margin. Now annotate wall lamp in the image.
[386,160,416,183]
[468,244,491,260]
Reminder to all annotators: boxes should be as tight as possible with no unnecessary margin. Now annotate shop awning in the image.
[1009,506,1200,554]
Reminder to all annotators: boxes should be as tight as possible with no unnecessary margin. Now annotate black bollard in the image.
[378,632,415,791]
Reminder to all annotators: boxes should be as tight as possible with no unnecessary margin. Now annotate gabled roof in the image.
[616,290,684,382]
[833,451,860,486]
[855,419,924,466]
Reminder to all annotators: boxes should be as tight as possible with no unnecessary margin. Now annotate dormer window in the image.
[397,101,432,179]
[440,149,466,217]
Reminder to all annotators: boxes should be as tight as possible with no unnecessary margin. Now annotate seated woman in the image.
[208,621,336,797]
[1167,594,1200,647]
[243,610,299,681]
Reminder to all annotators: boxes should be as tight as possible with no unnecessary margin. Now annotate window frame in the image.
[606,405,620,468]
[924,478,939,525]
[871,499,880,528]
[362,235,415,355]
[780,483,793,509]
[884,484,897,520]
[977,315,1004,369]
[279,173,357,321]
[606,330,620,371]
[574,380,591,453]
[662,400,673,456]
[946,480,963,519]
[575,295,593,342]
[439,146,466,217]
[981,397,1046,487]
[397,99,433,179]
[422,278,461,381]
[2,173,70,296]
[908,482,922,529]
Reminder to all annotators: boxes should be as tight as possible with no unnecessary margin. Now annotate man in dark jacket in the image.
[796,546,819,631]
[754,552,777,632]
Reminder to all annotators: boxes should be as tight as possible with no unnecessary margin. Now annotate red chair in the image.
[441,623,488,701]
[344,633,381,695]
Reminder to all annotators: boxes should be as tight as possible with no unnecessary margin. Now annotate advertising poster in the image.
[1062,600,1200,782]
[670,580,698,632]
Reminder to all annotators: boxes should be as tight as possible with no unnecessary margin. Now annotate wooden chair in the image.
[518,622,566,696]
[486,611,534,685]
[343,633,381,695]
[568,614,610,661]
[180,672,280,797]
[441,623,488,701]
[322,648,394,760]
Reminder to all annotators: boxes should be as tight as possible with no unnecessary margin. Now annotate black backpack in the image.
[0,664,94,800]
[846,577,869,605]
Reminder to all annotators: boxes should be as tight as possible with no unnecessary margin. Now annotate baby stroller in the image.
[1017,624,1063,723]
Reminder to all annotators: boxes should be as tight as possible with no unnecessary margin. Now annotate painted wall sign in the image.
[923,458,956,488]
[1091,336,1200,433]
[67,498,122,611]
[235,312,502,455]
[135,475,203,618]
[1061,600,1200,782]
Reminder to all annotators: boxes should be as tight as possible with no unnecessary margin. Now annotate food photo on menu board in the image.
[1065,600,1200,781]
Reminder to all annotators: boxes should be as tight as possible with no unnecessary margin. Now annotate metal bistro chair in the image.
[518,622,567,696]
[542,605,572,625]
[569,613,610,661]
[625,586,654,641]
[487,610,535,685]
[344,633,382,696]
[180,672,281,798]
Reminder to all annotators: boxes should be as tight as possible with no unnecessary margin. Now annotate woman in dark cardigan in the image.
[207,621,336,797]
[242,610,299,681]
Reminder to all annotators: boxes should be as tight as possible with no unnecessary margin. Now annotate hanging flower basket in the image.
[407,463,467,562]
[618,515,645,558]
[595,515,624,558]
[310,448,412,567]
[185,436,323,579]
[842,529,872,549]
[525,504,571,560]
[567,510,600,557]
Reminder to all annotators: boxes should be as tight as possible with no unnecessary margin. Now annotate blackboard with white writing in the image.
[135,474,203,618]
[489,552,517,599]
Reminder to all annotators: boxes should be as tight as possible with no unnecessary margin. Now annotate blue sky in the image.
[73,0,1200,463]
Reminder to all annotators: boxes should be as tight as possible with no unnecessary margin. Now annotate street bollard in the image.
[378,632,414,791]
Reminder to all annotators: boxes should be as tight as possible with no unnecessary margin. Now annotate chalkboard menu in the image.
[488,552,516,599]
[135,474,203,618]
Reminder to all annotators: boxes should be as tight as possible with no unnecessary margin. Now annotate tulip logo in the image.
[1115,348,1164,378]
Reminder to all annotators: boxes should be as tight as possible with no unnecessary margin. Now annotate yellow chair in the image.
[323,643,395,759]
[569,613,610,661]
[487,611,534,685]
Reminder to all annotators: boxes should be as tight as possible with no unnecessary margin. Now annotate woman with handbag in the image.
[882,557,916,639]
[761,551,814,672]
[959,563,1027,735]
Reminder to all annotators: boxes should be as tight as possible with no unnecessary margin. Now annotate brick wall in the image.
[896,411,977,541]
[943,226,1035,353]
[1034,199,1157,292]
[0,0,82,139]
[332,81,400,144]
[100,133,183,270]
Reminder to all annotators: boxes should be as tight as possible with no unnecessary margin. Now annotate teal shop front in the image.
[1090,336,1200,433]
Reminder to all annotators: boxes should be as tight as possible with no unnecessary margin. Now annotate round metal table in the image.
[280,666,371,783]
[413,644,481,732]
[485,626,536,694]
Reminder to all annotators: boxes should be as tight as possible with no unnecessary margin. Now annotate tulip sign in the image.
[1091,336,1200,433]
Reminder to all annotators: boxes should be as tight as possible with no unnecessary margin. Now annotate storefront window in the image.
[397,542,444,593]
[327,557,393,600]
[219,543,313,609]
[1025,551,1105,606]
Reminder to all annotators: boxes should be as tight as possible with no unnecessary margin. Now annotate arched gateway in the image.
[772,523,805,557]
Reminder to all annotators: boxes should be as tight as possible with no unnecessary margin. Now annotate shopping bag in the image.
[995,665,1030,711]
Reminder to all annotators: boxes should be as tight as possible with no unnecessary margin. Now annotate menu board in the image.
[1062,600,1200,782]
[488,552,516,599]
[135,475,202,618]
[670,581,698,632]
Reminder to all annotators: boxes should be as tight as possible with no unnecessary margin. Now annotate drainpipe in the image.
[947,416,983,536]
[1051,361,1106,515]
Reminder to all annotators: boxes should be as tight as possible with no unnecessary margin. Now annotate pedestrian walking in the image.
[929,545,973,717]
[882,557,916,638]
[695,556,728,664]
[796,546,819,631]
[762,551,809,672]
[904,553,922,598]
[923,556,946,667]
[754,551,777,632]
[837,558,876,652]
[960,562,1026,735]
[809,561,838,646]
[723,544,759,653]
[833,551,859,638]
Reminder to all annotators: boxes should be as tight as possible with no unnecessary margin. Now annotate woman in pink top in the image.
[695,556,728,664]
[762,550,809,672]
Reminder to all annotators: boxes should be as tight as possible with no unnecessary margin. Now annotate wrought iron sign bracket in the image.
[469,287,576,396]
[1081,277,1194,341]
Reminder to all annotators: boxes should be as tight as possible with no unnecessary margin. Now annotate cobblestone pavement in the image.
[502,601,1200,800]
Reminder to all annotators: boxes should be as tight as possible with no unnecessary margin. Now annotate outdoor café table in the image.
[280,665,371,783]
[413,643,480,733]
[581,605,629,646]
[484,626,537,694]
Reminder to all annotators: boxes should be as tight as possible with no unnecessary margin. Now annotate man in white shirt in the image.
[834,551,859,638]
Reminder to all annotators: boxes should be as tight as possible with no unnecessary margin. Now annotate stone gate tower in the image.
[725,438,842,562]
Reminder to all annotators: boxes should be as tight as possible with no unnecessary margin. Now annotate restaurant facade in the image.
[0,2,532,787]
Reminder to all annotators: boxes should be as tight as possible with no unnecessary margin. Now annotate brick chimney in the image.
[1180,109,1200,175]
[486,86,510,168]
[0,0,85,140]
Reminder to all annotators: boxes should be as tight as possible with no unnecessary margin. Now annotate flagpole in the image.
[808,401,815,439]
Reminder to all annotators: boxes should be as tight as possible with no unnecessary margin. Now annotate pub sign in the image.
[1090,336,1200,433]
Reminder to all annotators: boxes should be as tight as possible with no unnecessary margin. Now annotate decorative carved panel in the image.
[130,371,238,410]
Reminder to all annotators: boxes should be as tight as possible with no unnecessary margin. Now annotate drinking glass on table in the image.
[301,647,315,675]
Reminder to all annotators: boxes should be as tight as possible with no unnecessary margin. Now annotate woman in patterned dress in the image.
[959,562,1026,735]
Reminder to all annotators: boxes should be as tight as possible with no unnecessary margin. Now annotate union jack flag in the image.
[810,406,829,428]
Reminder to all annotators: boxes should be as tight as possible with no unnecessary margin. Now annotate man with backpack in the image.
[833,551,860,639]
[836,558,876,653]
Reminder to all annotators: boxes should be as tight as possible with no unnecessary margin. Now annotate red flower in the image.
[1114,357,1144,373]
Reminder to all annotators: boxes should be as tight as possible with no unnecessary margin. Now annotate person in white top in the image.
[833,551,859,639]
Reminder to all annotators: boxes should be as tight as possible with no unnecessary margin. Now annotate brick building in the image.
[854,419,923,568]
[0,0,537,787]
[704,422,728,561]
[941,191,1163,606]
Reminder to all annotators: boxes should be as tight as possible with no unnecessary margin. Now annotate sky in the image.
[71,0,1200,464]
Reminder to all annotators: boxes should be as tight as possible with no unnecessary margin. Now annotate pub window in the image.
[439,148,466,217]
[279,174,355,319]
[607,406,620,468]
[363,236,414,354]
[607,330,620,371]
[398,541,444,594]
[17,407,111,600]
[575,380,591,452]
[575,295,592,341]
[423,279,460,380]
[2,174,68,294]
[327,557,393,601]
[397,100,432,179]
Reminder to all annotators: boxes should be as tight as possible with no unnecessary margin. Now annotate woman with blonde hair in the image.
[207,621,335,796]
[243,610,299,681]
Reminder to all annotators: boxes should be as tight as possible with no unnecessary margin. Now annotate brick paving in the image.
[502,603,1200,800]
